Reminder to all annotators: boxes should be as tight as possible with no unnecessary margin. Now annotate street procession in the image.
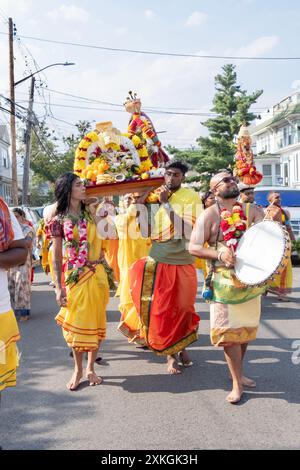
[0,0,299,455]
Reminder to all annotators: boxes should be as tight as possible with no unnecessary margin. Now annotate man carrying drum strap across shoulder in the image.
[189,171,265,404]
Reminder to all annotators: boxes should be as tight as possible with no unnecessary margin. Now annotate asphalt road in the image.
[0,267,299,450]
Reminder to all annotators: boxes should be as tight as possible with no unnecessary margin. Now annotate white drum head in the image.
[235,220,286,286]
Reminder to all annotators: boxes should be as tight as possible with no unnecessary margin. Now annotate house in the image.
[0,124,13,204]
[250,91,300,188]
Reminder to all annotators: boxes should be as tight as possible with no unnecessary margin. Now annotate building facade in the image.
[250,91,300,188]
[0,124,12,205]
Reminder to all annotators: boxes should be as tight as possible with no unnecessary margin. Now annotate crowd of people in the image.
[0,161,295,404]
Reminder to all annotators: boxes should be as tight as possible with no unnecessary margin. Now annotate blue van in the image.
[254,187,300,239]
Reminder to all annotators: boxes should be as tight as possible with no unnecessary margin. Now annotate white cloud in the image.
[145,9,155,20]
[115,27,128,37]
[234,36,279,57]
[0,0,32,14]
[47,5,90,23]
[185,11,208,27]
[291,80,300,90]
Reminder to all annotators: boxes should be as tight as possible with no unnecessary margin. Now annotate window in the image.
[3,184,12,204]
[295,153,299,182]
[2,148,9,168]
[262,164,272,185]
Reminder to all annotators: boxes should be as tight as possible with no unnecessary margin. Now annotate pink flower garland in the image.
[63,217,88,282]
[220,203,247,251]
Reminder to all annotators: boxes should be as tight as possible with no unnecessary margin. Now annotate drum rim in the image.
[234,220,290,287]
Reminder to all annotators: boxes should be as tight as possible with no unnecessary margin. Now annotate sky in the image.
[1,0,300,151]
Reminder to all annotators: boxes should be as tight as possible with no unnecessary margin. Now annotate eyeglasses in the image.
[213,176,237,189]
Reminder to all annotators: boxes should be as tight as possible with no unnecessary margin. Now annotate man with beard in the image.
[130,161,201,374]
[189,171,264,403]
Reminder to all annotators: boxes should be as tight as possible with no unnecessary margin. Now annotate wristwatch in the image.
[163,202,171,210]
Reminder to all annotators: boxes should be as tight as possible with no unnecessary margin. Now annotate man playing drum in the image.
[189,171,265,404]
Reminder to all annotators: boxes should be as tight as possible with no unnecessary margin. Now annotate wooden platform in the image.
[85,177,164,197]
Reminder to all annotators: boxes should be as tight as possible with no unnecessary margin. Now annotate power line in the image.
[17,98,217,116]
[18,87,270,112]
[0,31,299,61]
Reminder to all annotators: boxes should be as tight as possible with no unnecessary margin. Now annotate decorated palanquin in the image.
[233,124,263,186]
[74,92,169,196]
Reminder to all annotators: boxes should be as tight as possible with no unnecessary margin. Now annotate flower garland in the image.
[74,131,99,177]
[220,203,247,251]
[63,215,88,285]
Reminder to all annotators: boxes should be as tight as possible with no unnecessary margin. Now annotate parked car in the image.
[254,186,300,263]
[30,206,44,220]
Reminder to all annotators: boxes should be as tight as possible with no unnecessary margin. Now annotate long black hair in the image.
[13,207,26,218]
[54,172,84,215]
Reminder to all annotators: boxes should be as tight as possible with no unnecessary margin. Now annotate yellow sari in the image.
[55,222,109,352]
[0,310,20,391]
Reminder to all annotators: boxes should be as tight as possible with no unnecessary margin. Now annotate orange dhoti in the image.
[130,257,200,355]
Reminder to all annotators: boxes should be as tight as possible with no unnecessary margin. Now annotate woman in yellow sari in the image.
[50,173,109,391]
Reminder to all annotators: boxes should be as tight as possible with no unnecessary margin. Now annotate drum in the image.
[234,220,291,287]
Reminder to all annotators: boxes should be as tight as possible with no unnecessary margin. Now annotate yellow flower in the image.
[132,135,141,147]
[138,147,148,158]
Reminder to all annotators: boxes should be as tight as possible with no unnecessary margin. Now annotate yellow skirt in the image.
[210,296,261,347]
[0,309,20,391]
[56,264,109,352]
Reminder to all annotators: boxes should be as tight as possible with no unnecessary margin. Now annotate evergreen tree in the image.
[170,64,263,189]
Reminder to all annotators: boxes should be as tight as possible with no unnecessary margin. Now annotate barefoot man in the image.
[189,171,265,403]
[130,161,201,374]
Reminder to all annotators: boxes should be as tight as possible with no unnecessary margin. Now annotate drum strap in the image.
[245,203,250,229]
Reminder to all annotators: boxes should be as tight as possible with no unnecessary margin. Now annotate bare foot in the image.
[167,355,182,375]
[86,370,103,386]
[178,350,193,368]
[229,375,256,388]
[226,383,243,404]
[241,375,256,388]
[67,370,82,391]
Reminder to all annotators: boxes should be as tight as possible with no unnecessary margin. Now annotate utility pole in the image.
[8,18,18,205]
[22,77,35,205]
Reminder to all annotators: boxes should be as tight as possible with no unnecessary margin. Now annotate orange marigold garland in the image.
[234,124,263,186]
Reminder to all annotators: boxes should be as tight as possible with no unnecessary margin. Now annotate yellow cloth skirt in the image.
[0,309,20,391]
[56,264,109,352]
[210,296,261,347]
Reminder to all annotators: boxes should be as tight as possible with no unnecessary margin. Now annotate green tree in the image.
[29,120,91,184]
[170,64,263,189]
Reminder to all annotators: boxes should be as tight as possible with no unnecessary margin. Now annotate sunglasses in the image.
[213,176,238,189]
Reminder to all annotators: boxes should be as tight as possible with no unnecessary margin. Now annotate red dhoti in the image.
[129,257,200,355]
